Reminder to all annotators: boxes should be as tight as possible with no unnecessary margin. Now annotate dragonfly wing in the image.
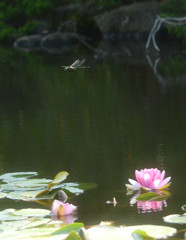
[70,60,80,68]
[76,59,86,68]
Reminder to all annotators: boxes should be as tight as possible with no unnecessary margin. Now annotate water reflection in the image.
[137,200,167,213]
[129,189,170,214]
[0,47,185,225]
[52,214,77,225]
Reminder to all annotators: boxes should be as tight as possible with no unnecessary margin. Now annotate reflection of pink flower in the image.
[137,200,167,213]
[129,168,171,190]
[51,200,77,216]
[52,214,77,224]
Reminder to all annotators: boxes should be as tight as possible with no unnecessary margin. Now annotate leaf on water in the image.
[136,192,160,201]
[62,186,84,194]
[132,229,155,240]
[0,172,38,182]
[35,189,50,198]
[64,230,82,240]
[87,225,128,240]
[140,187,151,192]
[159,182,171,190]
[0,209,26,221]
[6,191,24,200]
[21,190,46,200]
[0,192,7,199]
[48,171,69,190]
[51,223,84,235]
[13,208,50,217]
[13,178,51,188]
[87,224,177,240]
[123,225,177,239]
[163,214,186,224]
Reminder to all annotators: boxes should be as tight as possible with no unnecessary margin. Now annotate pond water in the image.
[0,42,185,228]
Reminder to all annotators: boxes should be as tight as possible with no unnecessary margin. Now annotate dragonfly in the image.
[61,59,90,72]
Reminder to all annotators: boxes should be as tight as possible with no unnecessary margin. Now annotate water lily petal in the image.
[128,179,141,189]
[135,170,143,186]
[129,169,171,191]
[158,177,171,189]
[63,203,77,215]
[51,200,77,216]
[150,179,161,189]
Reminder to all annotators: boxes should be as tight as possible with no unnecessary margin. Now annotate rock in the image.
[94,2,160,40]
[13,35,42,51]
[41,32,79,47]
[14,32,82,53]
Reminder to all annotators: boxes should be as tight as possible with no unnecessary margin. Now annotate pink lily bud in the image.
[51,200,77,216]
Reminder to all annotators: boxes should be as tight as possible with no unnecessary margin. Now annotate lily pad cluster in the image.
[0,210,178,240]
[0,209,84,240]
[0,171,97,202]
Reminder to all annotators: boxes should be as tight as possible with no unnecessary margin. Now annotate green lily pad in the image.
[136,192,160,201]
[65,231,82,240]
[13,178,51,188]
[7,191,25,200]
[0,209,26,221]
[13,208,50,217]
[0,192,7,199]
[87,225,128,240]
[0,218,50,230]
[51,223,84,235]
[163,213,186,224]
[87,224,177,240]
[0,172,38,183]
[132,229,155,240]
[48,171,69,190]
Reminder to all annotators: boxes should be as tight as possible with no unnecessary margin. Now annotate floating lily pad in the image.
[13,178,51,188]
[13,208,50,217]
[136,192,160,201]
[65,231,82,240]
[48,171,69,190]
[87,224,177,240]
[2,218,51,231]
[87,225,128,240]
[163,214,186,224]
[0,172,38,183]
[132,229,155,240]
[0,192,7,199]
[51,223,84,235]
[0,209,27,221]
[6,191,25,200]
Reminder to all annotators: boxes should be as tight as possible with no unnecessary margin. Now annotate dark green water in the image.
[0,46,185,227]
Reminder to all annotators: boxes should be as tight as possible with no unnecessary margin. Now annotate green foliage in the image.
[160,0,186,17]
[18,21,40,35]
[160,0,186,39]
[160,55,186,77]
[23,0,54,16]
[0,22,15,42]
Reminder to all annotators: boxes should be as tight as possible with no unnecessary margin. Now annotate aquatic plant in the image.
[51,199,77,216]
[127,168,171,191]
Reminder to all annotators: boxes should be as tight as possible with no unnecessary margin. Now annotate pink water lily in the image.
[128,168,171,190]
[51,200,77,216]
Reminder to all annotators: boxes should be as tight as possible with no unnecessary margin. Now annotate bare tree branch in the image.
[146,15,186,51]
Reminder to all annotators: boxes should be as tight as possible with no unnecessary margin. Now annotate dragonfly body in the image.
[61,59,90,72]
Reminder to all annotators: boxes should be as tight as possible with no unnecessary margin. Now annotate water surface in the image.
[0,44,185,227]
